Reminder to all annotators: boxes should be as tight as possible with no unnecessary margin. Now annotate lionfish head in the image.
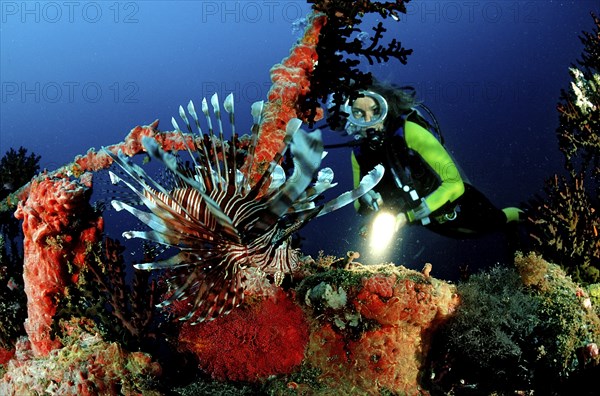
[105,93,383,323]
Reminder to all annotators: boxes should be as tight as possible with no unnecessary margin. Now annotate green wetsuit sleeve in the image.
[404,120,464,217]
[351,151,362,211]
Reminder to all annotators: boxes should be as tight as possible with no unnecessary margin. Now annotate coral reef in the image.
[170,262,460,394]
[528,13,600,285]
[177,289,309,382]
[0,122,204,356]
[515,253,600,388]
[13,174,103,356]
[56,237,160,350]
[303,263,458,395]
[0,319,162,395]
[529,173,599,284]
[427,253,600,395]
[249,12,325,182]
[303,0,413,128]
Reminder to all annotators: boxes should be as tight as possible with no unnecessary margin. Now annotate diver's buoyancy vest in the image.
[353,110,442,213]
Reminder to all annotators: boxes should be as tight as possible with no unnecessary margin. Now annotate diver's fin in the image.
[502,207,525,223]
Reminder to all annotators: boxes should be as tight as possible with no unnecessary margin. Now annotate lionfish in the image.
[105,93,383,323]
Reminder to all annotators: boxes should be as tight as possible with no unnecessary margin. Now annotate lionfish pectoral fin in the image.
[267,127,323,218]
[105,147,213,234]
[267,164,286,192]
[317,164,385,217]
[134,251,197,271]
[141,137,204,192]
[271,207,322,246]
[104,147,173,201]
[111,199,173,236]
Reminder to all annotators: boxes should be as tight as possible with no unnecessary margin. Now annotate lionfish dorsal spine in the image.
[202,97,223,187]
[176,105,199,168]
[185,100,216,191]
[223,93,237,192]
[171,117,202,192]
[241,100,264,193]
[210,92,230,187]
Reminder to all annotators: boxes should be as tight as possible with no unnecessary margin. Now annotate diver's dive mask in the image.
[342,90,389,139]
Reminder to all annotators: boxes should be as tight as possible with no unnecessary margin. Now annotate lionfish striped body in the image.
[106,93,383,323]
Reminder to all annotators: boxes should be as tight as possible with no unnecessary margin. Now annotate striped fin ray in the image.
[134,251,200,271]
[292,167,337,209]
[141,137,240,242]
[111,199,190,243]
[223,93,237,191]
[158,254,246,323]
[106,156,203,232]
[113,193,219,250]
[317,164,385,217]
[170,116,207,193]
[107,148,238,246]
[240,100,264,193]
[202,97,223,187]
[210,93,230,186]
[239,119,305,234]
[185,100,217,190]
[267,126,323,219]
[105,148,198,222]
[173,105,199,170]
[191,265,246,324]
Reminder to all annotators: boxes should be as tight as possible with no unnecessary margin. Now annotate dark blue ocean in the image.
[1,0,597,280]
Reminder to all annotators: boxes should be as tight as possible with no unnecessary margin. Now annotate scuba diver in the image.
[341,81,524,239]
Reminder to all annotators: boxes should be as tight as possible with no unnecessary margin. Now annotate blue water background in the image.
[1,1,597,280]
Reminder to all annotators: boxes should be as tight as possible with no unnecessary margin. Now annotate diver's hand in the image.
[395,212,408,230]
[360,190,383,211]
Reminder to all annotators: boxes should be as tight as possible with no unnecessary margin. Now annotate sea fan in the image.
[105,93,383,323]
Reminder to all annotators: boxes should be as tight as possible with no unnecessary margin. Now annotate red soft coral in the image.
[178,289,309,382]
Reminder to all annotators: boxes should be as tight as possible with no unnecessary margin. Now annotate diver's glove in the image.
[359,190,383,211]
[407,198,432,224]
